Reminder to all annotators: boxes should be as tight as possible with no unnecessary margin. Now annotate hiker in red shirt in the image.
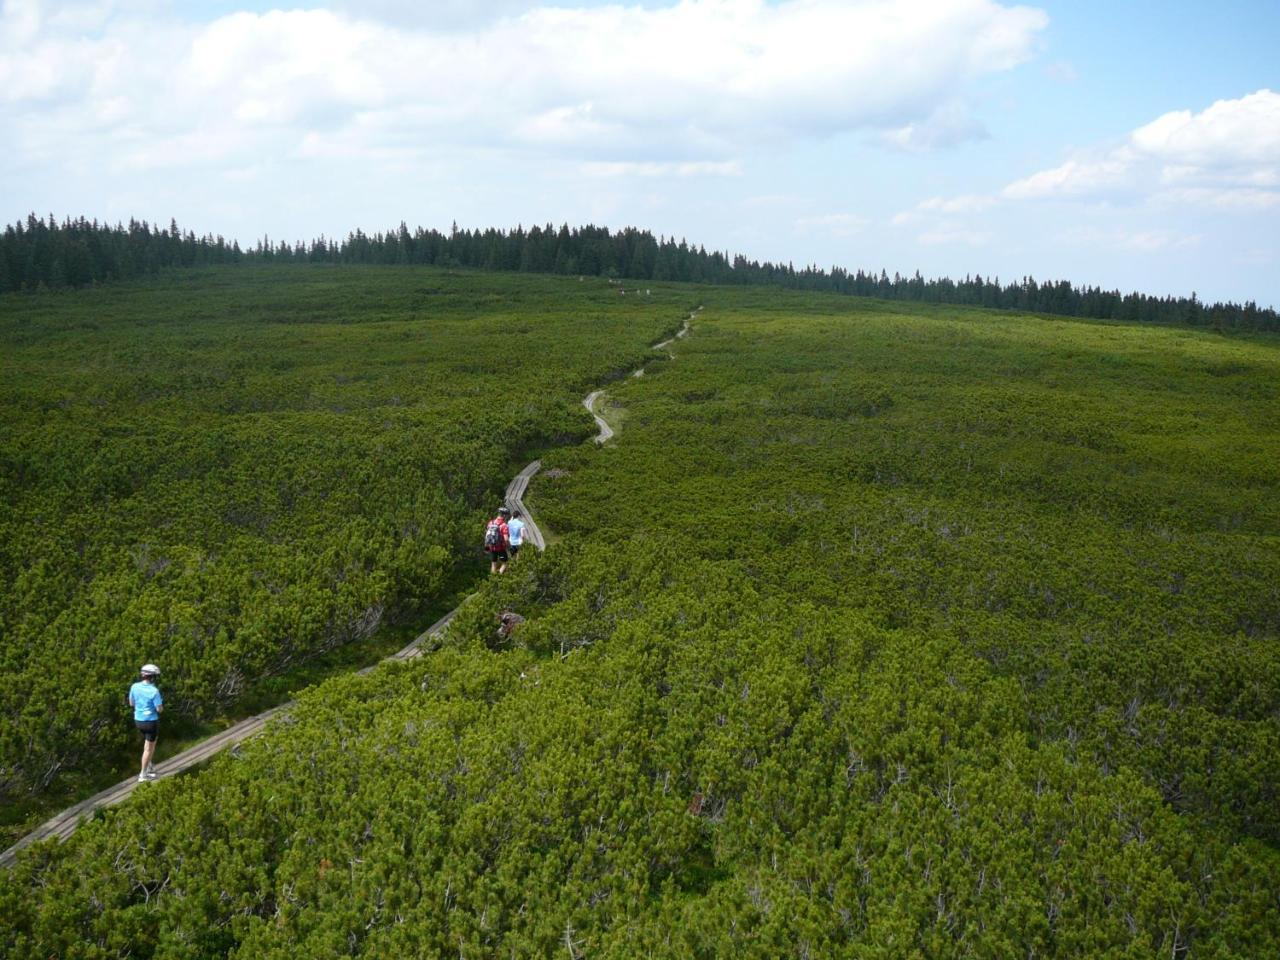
[484,506,511,574]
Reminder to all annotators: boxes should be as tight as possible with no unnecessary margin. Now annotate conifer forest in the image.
[1,257,1278,957]
[4,214,1276,333]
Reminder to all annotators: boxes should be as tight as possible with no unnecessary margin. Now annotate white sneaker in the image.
[138,773,148,783]
[146,768,158,780]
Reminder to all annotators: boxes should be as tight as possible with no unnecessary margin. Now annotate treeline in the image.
[4,213,1277,332]
[0,214,243,289]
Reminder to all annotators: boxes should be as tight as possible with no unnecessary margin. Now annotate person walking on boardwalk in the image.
[485,506,511,574]
[128,664,163,783]
[507,508,527,562]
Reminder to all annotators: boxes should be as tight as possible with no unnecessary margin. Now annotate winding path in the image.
[0,306,698,869]
[584,308,698,444]
[582,391,612,444]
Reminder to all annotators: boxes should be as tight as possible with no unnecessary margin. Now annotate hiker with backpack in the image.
[128,664,163,783]
[485,506,511,574]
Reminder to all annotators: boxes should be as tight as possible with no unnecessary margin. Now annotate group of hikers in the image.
[484,505,527,574]
[125,504,531,784]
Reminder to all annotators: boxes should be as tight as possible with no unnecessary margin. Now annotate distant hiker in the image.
[128,664,163,783]
[497,610,526,641]
[507,509,527,561]
[485,506,511,574]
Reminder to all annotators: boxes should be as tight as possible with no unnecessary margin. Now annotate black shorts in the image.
[136,720,159,742]
[490,549,509,562]
[508,545,521,558]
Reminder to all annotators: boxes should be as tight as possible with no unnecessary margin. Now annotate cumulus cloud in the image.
[1001,150,1138,200]
[886,91,1278,262]
[893,89,1280,254]
[1002,89,1280,207]
[0,0,119,103]
[1131,89,1280,167]
[0,0,1049,176]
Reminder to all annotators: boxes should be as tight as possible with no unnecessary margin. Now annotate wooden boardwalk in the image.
[584,309,697,446]
[1,308,697,869]
[0,469,551,869]
[582,391,612,444]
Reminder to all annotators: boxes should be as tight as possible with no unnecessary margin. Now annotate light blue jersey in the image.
[508,517,526,547]
[129,681,163,721]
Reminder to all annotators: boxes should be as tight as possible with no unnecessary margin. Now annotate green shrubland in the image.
[0,266,685,811]
[2,273,1278,956]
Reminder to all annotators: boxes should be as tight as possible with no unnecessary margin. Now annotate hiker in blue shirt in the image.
[128,664,164,783]
[507,509,527,562]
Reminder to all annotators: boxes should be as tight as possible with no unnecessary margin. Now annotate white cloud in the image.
[0,0,1049,176]
[881,101,990,151]
[893,193,997,224]
[516,104,624,148]
[1000,89,1280,208]
[893,91,1274,267]
[1,0,41,43]
[891,193,997,241]
[1001,150,1137,200]
[892,92,1277,263]
[0,0,121,103]
[904,91,1280,219]
[1131,89,1280,167]
[185,11,390,117]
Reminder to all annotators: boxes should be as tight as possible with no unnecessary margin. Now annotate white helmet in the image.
[140,663,161,677]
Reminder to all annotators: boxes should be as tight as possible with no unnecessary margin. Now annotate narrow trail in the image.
[585,307,698,444]
[582,390,612,444]
[1,306,699,869]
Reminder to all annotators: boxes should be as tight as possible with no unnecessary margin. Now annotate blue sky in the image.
[2,0,1277,305]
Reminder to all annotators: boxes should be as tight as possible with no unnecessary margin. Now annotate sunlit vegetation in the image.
[2,274,1278,956]
[0,266,687,815]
